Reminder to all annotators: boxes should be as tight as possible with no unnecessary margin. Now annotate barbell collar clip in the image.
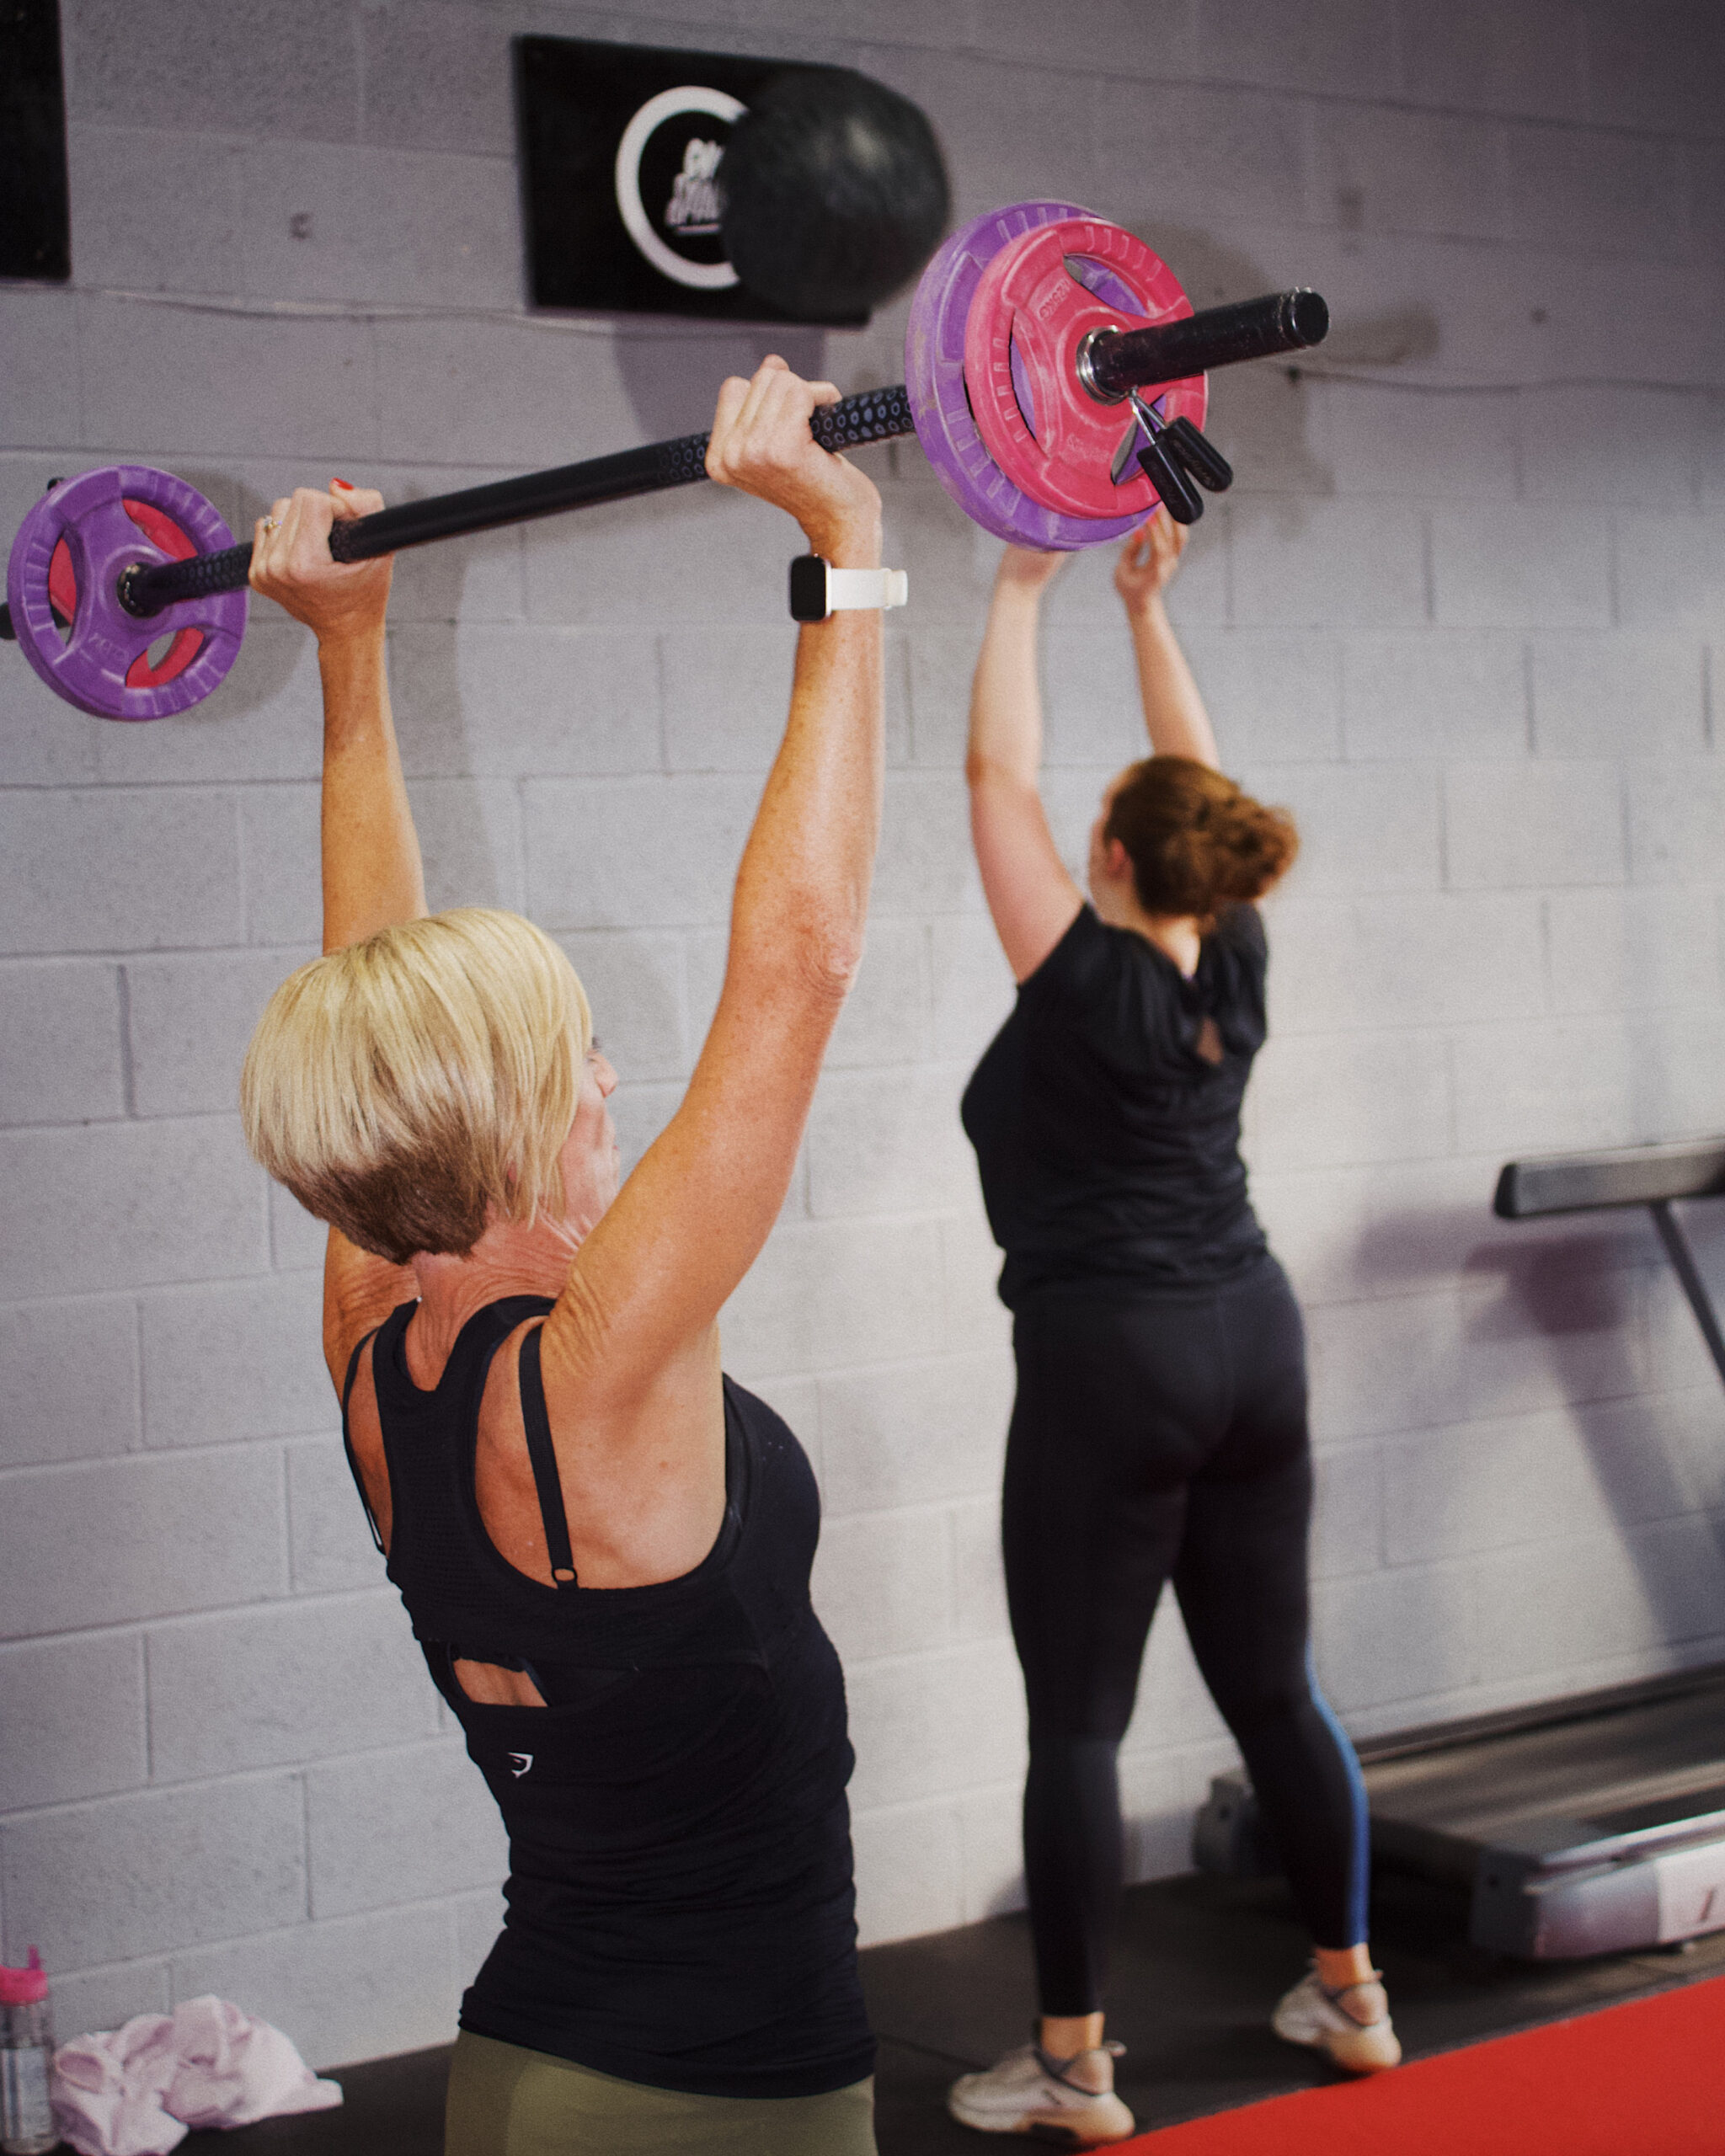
[1128,393,1234,496]
[1162,414,1234,494]
[1134,435,1204,526]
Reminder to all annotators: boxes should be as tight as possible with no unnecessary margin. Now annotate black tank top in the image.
[342,1294,874,2100]
[961,903,1270,1306]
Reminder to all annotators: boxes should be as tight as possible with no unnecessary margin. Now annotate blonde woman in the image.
[240,360,884,2156]
[948,521,1398,2144]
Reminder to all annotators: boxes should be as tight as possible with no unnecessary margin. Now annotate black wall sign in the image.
[1,0,72,282]
[515,35,863,326]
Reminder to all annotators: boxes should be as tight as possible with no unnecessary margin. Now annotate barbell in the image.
[3,200,1327,723]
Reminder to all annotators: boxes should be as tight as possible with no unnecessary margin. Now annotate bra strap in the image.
[519,1322,578,1587]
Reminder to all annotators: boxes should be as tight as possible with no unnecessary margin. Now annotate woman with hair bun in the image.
[946,518,1397,2146]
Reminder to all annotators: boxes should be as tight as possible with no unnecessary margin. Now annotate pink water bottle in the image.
[0,1950,56,2156]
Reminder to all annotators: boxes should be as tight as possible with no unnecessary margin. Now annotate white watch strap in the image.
[826,567,909,612]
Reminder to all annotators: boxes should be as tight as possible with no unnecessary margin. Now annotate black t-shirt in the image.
[960,902,1270,1306]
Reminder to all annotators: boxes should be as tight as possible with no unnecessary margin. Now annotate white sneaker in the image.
[947,2040,1136,2144]
[1272,1967,1402,2073]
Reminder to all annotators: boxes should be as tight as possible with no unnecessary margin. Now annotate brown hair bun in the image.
[1103,755,1298,922]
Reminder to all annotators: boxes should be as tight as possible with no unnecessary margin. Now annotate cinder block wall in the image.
[4,0,1725,2068]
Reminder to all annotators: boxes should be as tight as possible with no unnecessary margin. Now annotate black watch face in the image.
[788,554,830,622]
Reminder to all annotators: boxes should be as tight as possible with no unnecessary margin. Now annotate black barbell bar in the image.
[2,289,1327,638]
[110,387,916,622]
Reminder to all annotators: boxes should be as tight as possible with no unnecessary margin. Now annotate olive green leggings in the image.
[445,2030,877,2155]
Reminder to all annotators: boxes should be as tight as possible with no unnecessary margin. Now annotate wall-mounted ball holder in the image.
[3,201,1327,723]
[516,38,950,327]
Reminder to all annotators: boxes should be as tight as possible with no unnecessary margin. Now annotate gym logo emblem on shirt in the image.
[508,1752,533,1778]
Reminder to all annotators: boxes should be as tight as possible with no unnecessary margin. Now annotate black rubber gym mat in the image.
[864,1868,1725,2150]
[181,1868,1725,2152]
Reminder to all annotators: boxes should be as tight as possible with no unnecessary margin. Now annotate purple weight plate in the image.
[6,466,248,721]
[905,201,1152,551]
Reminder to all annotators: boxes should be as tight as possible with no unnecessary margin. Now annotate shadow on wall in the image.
[1108,216,1440,521]
[1358,1197,1725,1675]
[177,467,305,724]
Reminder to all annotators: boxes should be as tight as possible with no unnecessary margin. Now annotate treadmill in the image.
[1194,1138,1725,1958]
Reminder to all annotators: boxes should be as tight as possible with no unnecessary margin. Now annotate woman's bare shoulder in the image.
[323,1229,416,1394]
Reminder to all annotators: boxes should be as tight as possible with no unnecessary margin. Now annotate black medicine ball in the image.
[720,67,951,323]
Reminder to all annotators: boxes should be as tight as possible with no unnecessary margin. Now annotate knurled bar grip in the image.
[119,387,919,618]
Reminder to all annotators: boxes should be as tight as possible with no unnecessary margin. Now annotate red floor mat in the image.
[1125,1973,1725,2154]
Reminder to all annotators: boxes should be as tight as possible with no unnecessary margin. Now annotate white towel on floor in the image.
[51,1995,342,2156]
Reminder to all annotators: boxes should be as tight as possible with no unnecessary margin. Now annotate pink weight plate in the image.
[904,201,1205,548]
[964,216,1207,522]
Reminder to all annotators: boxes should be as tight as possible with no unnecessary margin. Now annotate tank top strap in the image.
[354,1295,561,1572]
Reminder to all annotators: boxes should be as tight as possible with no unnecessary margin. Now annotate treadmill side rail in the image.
[1653,1838,1725,1944]
[1199,1752,1725,1960]
[1471,1834,1725,1958]
[1471,1849,1658,1959]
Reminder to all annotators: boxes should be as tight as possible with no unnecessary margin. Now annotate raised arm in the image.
[1114,515,1219,769]
[541,358,884,1415]
[966,547,1082,983]
[248,485,422,1378]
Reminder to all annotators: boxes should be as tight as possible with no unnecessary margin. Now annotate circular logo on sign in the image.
[614,84,745,291]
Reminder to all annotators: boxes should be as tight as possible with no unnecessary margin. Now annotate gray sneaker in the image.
[947,2039,1136,2144]
[1271,1967,1402,2073]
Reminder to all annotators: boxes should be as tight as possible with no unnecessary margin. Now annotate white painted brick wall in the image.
[305,1742,509,1919]
[3,0,1723,2079]
[0,1298,140,1467]
[0,1448,288,1635]
[126,951,318,1118]
[1340,631,1528,761]
[170,1904,464,2074]
[0,1636,147,1812]
[2,1774,307,1970]
[0,963,125,1126]
[146,1596,440,1783]
[0,790,243,953]
[0,1118,268,1299]
[139,1272,327,1445]
[285,1438,387,1595]
[1445,759,1626,889]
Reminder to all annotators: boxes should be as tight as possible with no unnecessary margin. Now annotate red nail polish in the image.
[331,477,354,490]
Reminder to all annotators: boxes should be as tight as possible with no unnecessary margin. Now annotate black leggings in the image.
[1002,1258,1368,2017]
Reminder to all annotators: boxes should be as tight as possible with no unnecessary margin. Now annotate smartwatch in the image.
[788,554,909,623]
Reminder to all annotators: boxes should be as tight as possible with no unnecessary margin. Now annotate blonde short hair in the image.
[240,909,591,1264]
